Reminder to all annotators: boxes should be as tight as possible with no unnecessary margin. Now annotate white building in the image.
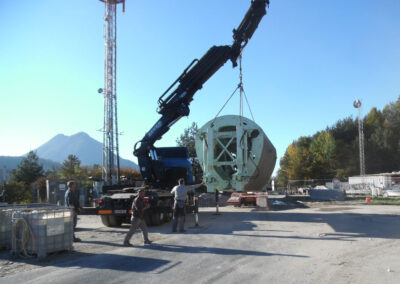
[348,172,400,195]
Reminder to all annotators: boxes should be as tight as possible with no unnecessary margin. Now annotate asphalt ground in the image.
[1,203,400,283]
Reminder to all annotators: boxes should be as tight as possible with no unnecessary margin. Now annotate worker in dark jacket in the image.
[65,180,81,242]
[123,189,152,246]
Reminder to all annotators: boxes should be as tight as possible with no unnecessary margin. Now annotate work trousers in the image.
[172,203,185,232]
[124,216,149,243]
[73,214,77,228]
[73,211,78,238]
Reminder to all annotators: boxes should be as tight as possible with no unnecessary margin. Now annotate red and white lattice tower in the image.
[98,0,125,185]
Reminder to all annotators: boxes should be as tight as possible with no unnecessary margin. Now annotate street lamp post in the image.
[353,99,366,177]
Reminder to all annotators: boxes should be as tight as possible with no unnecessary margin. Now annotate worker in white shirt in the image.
[170,178,202,232]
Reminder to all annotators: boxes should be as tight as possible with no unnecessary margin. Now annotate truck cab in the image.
[153,147,194,188]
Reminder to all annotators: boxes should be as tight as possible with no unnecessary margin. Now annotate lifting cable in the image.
[238,56,261,179]
[208,56,261,179]
[210,85,240,127]
[211,56,256,128]
[238,56,255,122]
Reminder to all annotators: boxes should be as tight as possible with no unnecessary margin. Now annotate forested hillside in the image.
[275,97,400,188]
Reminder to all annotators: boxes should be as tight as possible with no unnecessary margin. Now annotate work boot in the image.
[123,241,133,247]
[144,240,152,245]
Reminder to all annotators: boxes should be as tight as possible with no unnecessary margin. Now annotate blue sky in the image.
[1,0,399,175]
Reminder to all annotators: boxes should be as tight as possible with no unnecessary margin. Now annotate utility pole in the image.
[98,0,125,185]
[353,99,366,177]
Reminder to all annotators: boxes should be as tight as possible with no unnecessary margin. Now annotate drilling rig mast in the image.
[98,0,125,185]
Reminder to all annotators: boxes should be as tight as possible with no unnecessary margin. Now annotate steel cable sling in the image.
[210,56,256,127]
[210,56,261,179]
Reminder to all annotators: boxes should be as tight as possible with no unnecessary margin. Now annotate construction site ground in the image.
[1,200,400,283]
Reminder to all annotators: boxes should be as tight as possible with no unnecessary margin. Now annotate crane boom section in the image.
[134,0,268,184]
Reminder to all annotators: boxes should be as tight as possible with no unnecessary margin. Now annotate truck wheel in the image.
[101,215,111,227]
[151,212,161,226]
[109,215,123,227]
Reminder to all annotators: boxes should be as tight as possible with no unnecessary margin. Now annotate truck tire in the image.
[101,215,111,227]
[109,215,123,227]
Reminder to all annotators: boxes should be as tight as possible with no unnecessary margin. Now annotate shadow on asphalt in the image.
[54,253,170,272]
[231,232,356,242]
[194,210,400,240]
[0,251,170,272]
[141,243,308,258]
[75,227,97,232]
[79,239,126,247]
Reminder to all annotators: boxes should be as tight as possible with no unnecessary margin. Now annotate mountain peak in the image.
[33,132,137,169]
[71,132,89,138]
[54,133,67,138]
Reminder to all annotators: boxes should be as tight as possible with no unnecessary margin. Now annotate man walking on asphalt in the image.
[65,180,81,242]
[124,189,152,246]
[171,178,202,233]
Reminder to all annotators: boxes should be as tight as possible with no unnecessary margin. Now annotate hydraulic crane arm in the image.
[134,0,269,183]
[231,0,268,66]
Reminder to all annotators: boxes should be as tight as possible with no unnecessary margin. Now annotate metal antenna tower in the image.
[98,0,125,185]
[353,99,366,176]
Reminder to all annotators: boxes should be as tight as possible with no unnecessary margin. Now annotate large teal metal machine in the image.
[195,115,276,192]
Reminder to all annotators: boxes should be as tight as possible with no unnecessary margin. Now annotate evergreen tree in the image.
[309,131,336,178]
[176,122,203,181]
[176,122,199,158]
[45,166,60,180]
[4,181,31,204]
[60,154,81,179]
[11,151,44,185]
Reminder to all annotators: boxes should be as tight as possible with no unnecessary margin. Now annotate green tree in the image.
[4,181,31,204]
[275,170,288,190]
[285,137,313,180]
[60,154,81,179]
[45,166,60,180]
[176,122,203,181]
[365,107,384,132]
[276,96,400,185]
[309,131,336,178]
[310,131,336,165]
[329,117,358,178]
[275,151,290,189]
[368,97,400,172]
[176,122,199,157]
[74,165,90,186]
[11,151,44,186]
